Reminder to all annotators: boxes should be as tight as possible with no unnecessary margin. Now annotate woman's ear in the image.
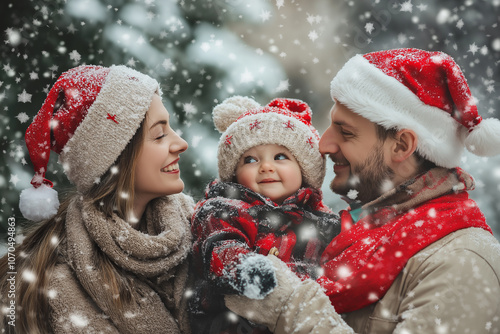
[391,129,418,163]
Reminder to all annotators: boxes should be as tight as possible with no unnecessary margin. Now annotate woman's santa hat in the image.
[213,96,325,189]
[330,48,500,168]
[20,65,160,222]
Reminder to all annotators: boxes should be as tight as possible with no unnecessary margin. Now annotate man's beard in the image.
[330,145,394,204]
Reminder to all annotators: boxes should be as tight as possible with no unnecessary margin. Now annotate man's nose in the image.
[319,127,340,155]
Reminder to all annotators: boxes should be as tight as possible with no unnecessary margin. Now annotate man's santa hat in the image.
[213,96,325,189]
[330,48,500,168]
[19,65,159,222]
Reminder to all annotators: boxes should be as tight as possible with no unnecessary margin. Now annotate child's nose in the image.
[259,161,275,173]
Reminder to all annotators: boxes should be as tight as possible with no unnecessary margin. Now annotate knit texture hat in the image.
[330,48,500,168]
[19,65,160,221]
[213,96,325,189]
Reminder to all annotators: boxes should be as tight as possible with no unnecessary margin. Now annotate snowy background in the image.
[1,0,499,253]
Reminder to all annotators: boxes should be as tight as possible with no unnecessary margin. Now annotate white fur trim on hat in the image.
[331,55,468,168]
[59,65,159,192]
[465,118,500,156]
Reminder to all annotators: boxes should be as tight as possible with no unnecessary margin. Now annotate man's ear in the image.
[391,129,418,163]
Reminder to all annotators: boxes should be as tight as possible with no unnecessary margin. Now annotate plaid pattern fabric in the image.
[192,180,340,293]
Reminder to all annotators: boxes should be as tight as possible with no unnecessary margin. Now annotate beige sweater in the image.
[226,228,500,333]
[48,193,194,333]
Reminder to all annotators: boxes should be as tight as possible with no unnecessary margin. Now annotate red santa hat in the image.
[213,96,325,189]
[20,65,160,222]
[330,48,500,168]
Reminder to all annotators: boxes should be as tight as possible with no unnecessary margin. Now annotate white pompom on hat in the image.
[20,65,160,222]
[330,48,500,168]
[213,96,325,189]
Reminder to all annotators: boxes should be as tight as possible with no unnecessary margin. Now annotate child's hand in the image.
[235,254,277,299]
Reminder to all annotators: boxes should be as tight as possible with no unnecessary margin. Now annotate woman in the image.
[0,65,194,333]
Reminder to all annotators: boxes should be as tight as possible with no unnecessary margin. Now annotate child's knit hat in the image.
[19,65,160,222]
[213,96,325,189]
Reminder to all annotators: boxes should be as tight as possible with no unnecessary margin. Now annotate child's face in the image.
[235,144,302,203]
[134,95,188,204]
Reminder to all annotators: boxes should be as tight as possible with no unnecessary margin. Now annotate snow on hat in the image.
[213,96,325,189]
[330,48,500,168]
[19,65,160,222]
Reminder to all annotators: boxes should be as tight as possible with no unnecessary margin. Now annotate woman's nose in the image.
[171,132,188,154]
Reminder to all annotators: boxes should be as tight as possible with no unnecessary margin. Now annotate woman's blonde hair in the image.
[0,117,146,333]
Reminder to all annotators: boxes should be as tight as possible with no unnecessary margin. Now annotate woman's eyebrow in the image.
[149,120,168,130]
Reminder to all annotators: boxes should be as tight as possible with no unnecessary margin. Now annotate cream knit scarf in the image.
[64,193,193,333]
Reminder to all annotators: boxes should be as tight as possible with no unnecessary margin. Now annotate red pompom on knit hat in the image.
[331,48,500,168]
[213,96,325,189]
[20,65,159,222]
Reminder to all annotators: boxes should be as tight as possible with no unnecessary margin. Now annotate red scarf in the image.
[317,168,492,314]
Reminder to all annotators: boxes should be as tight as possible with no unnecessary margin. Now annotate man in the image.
[224,48,500,334]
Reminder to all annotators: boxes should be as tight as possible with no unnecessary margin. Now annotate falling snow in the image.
[469,43,479,55]
[275,79,290,92]
[69,50,81,62]
[16,112,30,123]
[308,30,319,42]
[17,90,32,103]
[365,22,375,34]
[400,0,413,13]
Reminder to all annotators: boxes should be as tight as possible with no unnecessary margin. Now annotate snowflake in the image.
[468,43,479,55]
[191,135,203,148]
[275,79,290,92]
[29,72,39,80]
[183,102,198,115]
[308,30,319,42]
[397,33,408,45]
[260,10,271,22]
[127,58,137,67]
[47,289,58,299]
[9,174,20,186]
[400,0,413,12]
[162,58,175,71]
[416,4,427,11]
[240,69,254,83]
[456,19,464,29]
[200,42,211,52]
[365,22,375,34]
[69,50,81,62]
[276,0,284,9]
[16,112,29,123]
[18,90,32,103]
[6,28,21,46]
[69,313,89,328]
[22,269,36,282]
[306,14,321,25]
[347,189,358,200]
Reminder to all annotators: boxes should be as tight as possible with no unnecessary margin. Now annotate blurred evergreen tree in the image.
[0,0,285,239]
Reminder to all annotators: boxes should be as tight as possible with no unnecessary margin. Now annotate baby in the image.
[189,96,340,333]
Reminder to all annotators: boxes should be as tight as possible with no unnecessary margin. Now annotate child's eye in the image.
[275,153,288,161]
[244,156,257,164]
